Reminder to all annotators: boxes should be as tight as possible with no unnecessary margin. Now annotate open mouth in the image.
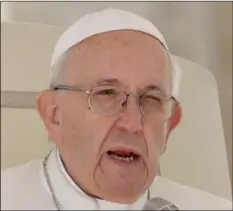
[107,149,140,162]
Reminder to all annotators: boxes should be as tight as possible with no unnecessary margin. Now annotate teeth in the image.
[111,154,135,162]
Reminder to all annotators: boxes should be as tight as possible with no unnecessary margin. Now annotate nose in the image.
[115,96,143,133]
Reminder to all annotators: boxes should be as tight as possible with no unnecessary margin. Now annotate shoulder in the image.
[151,176,232,210]
[1,159,42,185]
[1,159,51,210]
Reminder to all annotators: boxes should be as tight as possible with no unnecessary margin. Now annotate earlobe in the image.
[169,103,182,131]
[163,104,182,151]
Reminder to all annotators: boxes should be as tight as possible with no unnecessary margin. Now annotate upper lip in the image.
[107,146,142,156]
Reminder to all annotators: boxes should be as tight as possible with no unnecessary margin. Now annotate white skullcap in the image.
[51,8,182,97]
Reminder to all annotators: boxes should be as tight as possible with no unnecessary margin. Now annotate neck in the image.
[58,152,102,200]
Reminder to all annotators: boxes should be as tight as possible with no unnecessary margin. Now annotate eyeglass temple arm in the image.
[52,85,91,94]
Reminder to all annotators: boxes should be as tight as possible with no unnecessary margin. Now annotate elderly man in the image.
[1,8,232,210]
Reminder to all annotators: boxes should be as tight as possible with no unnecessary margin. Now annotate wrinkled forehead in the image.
[55,30,172,91]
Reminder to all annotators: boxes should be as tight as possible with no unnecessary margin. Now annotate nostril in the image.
[121,101,127,108]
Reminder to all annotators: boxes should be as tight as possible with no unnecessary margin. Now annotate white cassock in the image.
[1,148,232,210]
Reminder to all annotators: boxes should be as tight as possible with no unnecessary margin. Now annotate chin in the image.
[98,181,149,204]
[102,191,142,204]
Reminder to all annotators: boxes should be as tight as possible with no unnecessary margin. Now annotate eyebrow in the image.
[144,84,164,92]
[94,78,165,92]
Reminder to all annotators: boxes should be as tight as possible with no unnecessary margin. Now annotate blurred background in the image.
[1,1,232,199]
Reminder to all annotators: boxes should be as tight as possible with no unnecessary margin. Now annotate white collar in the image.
[39,148,148,210]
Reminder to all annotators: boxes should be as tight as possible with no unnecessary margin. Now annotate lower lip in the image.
[106,153,140,167]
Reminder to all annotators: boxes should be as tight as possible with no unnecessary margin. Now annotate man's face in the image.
[41,30,175,203]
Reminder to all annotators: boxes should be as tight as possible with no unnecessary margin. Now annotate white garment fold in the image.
[1,148,232,210]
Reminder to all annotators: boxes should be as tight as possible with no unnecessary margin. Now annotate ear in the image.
[168,103,182,132]
[163,103,182,151]
[36,90,61,143]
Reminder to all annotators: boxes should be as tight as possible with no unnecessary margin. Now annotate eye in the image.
[143,89,167,103]
[146,95,162,102]
[96,89,117,95]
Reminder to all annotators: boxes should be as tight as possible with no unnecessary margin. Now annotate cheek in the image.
[83,111,117,156]
[56,96,87,150]
[60,104,85,149]
[59,95,117,163]
[143,123,167,162]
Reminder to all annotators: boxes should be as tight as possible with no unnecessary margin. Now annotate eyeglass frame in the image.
[51,84,180,120]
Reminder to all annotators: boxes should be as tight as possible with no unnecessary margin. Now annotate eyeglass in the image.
[52,85,179,122]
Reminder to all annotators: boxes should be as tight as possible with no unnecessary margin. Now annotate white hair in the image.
[170,56,182,98]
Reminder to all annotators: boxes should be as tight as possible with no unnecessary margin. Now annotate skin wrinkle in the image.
[67,31,165,199]
[95,115,149,194]
[37,29,181,204]
[51,30,172,92]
